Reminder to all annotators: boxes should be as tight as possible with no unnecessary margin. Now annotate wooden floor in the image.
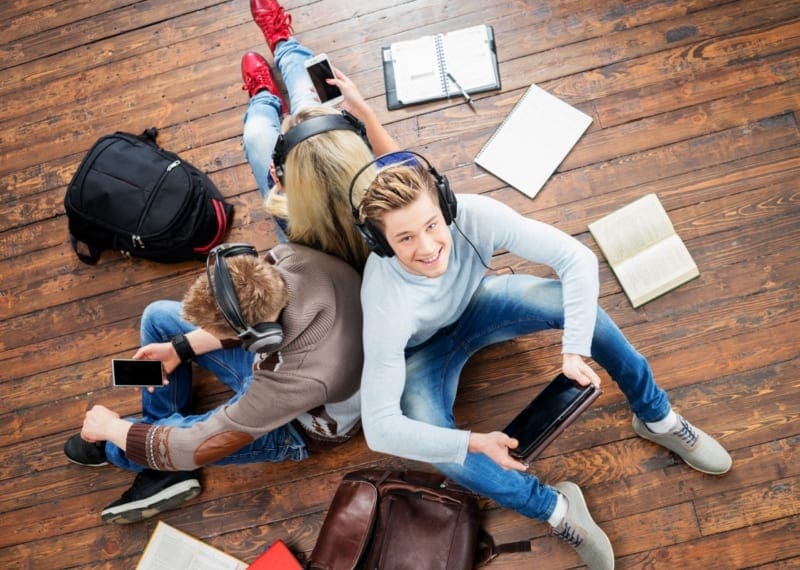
[2,0,799,568]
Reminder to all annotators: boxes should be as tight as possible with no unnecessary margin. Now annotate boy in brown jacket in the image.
[64,243,363,523]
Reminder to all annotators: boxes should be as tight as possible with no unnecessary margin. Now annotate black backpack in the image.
[64,128,234,264]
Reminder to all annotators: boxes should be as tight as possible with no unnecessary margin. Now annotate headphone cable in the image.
[452,219,515,275]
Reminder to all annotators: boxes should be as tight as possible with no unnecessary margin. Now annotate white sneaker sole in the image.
[101,479,201,524]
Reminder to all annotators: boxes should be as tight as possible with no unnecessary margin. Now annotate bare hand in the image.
[328,66,370,120]
[268,161,283,193]
[562,353,601,388]
[81,404,121,443]
[132,343,173,393]
[468,431,529,471]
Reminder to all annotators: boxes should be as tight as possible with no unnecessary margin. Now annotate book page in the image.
[441,25,498,92]
[137,522,247,570]
[612,234,700,307]
[390,35,444,104]
[588,194,676,266]
[475,84,592,198]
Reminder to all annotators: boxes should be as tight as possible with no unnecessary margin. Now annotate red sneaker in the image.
[241,52,286,113]
[250,0,293,53]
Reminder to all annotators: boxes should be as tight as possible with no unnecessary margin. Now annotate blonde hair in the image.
[265,107,374,270]
[359,163,439,229]
[182,255,288,339]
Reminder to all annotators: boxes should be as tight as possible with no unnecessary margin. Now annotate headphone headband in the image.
[205,243,284,353]
[272,111,367,184]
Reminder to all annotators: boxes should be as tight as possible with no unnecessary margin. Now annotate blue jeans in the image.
[402,275,671,521]
[105,300,307,471]
[242,38,321,241]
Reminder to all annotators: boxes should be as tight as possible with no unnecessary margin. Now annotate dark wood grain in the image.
[1,0,798,568]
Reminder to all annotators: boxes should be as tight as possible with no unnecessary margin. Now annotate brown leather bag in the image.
[308,469,531,570]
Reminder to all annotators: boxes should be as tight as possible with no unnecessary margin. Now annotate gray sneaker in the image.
[632,414,732,475]
[552,481,614,570]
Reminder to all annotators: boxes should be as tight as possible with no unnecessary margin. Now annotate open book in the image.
[588,194,699,308]
[475,84,592,198]
[382,24,500,109]
[137,521,246,570]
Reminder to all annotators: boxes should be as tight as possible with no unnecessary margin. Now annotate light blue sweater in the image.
[360,193,599,464]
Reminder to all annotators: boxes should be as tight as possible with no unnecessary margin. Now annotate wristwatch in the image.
[171,333,196,363]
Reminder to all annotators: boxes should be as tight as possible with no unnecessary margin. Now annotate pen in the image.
[446,71,475,109]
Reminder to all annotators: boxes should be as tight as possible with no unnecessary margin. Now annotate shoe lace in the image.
[253,6,292,34]
[242,69,273,93]
[671,418,699,446]
[553,521,583,548]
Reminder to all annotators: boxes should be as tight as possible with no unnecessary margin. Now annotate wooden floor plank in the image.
[1,0,798,568]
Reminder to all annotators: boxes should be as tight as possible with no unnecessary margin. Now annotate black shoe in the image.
[101,469,201,524]
[64,434,108,466]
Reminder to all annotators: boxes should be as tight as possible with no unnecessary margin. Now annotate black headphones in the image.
[347,151,457,258]
[205,243,284,353]
[272,111,368,185]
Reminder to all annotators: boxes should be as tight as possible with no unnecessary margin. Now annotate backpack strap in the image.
[475,527,533,567]
[69,234,102,265]
[138,127,159,145]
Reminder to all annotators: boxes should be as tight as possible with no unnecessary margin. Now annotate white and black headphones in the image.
[205,243,284,353]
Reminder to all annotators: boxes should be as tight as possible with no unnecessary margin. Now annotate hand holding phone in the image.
[304,53,343,106]
[111,358,165,388]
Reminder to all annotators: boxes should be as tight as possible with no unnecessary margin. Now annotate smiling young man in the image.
[355,160,732,570]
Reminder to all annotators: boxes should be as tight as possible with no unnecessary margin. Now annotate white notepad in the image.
[475,84,592,198]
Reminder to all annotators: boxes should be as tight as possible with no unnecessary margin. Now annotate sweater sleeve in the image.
[466,194,599,355]
[125,361,328,470]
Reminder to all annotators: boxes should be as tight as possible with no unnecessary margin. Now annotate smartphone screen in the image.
[306,58,342,104]
[503,374,596,456]
[112,359,164,387]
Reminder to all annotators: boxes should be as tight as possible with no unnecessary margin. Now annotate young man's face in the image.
[381,190,452,278]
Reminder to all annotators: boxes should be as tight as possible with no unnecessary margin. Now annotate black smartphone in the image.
[111,359,165,387]
[503,374,600,460]
[304,53,343,105]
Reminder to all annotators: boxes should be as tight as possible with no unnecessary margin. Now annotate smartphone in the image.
[502,374,600,461]
[304,54,343,106]
[111,359,165,387]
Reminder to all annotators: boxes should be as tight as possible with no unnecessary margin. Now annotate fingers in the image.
[563,353,602,388]
[331,65,348,81]
[493,433,528,471]
[577,364,601,388]
[507,457,529,471]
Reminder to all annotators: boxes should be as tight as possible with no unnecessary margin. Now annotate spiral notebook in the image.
[475,84,592,198]
[382,24,500,110]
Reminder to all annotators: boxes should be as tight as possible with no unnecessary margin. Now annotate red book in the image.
[247,539,303,570]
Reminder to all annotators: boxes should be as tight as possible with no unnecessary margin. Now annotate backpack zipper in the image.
[132,159,186,249]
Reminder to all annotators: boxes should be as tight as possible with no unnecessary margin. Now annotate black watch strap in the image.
[171,333,196,363]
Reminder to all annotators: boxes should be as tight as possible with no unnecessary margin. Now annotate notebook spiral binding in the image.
[434,34,449,97]
[475,86,535,161]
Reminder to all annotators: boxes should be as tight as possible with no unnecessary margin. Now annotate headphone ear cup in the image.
[242,322,284,353]
[436,174,457,225]
[356,219,393,258]
[272,135,285,183]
